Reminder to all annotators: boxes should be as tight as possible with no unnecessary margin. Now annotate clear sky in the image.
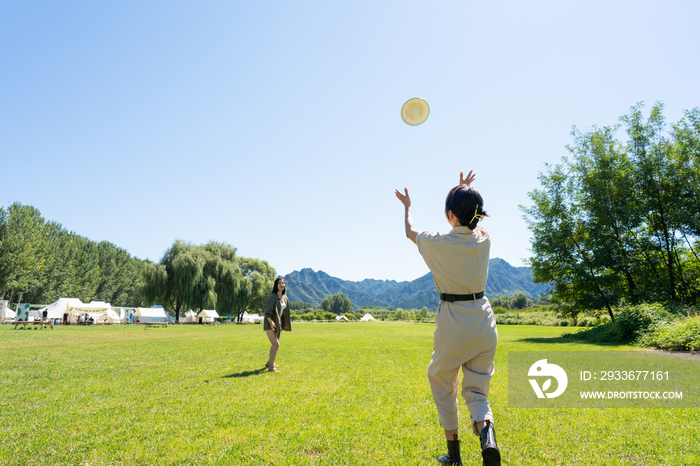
[2,1,699,282]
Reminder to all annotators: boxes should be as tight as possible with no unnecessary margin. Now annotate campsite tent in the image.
[95,309,121,324]
[66,301,115,324]
[240,312,263,324]
[359,313,377,322]
[197,310,219,323]
[0,301,15,323]
[181,310,197,323]
[134,307,169,325]
[36,298,119,324]
[37,298,84,320]
[2,308,16,322]
[335,315,349,321]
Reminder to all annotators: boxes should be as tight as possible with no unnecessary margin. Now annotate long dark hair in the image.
[445,186,488,229]
[272,277,286,295]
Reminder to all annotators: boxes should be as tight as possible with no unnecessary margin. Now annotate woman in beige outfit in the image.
[395,171,500,466]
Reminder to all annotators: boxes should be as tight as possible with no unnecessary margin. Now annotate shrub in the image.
[577,316,595,327]
[495,310,560,325]
[639,317,700,351]
[615,303,672,341]
[565,303,672,343]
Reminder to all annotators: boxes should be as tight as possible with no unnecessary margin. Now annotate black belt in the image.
[440,292,484,302]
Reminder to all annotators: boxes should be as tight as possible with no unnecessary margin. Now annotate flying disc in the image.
[401,98,430,126]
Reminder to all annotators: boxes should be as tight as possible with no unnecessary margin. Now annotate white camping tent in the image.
[134,307,169,324]
[37,298,84,320]
[95,309,121,324]
[359,313,377,322]
[181,310,197,323]
[0,300,15,323]
[335,315,349,321]
[240,312,263,323]
[88,301,111,308]
[197,309,219,323]
[2,308,16,322]
[66,301,115,324]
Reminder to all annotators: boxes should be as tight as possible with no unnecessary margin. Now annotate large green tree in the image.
[142,240,247,322]
[522,102,700,317]
[238,257,276,312]
[320,292,354,315]
[0,203,47,305]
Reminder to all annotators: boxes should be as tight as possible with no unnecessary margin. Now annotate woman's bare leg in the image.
[265,330,280,367]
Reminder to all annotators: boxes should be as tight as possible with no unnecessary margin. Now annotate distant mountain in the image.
[284,258,549,311]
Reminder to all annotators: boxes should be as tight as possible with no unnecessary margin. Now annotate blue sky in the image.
[2,1,699,282]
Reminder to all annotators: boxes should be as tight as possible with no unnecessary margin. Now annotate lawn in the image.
[1,322,698,465]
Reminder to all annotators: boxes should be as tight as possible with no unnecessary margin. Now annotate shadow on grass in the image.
[222,368,267,378]
[516,336,629,348]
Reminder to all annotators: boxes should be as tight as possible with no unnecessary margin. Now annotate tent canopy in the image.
[335,315,349,321]
[134,307,168,324]
[135,308,168,318]
[89,301,111,307]
[197,310,220,318]
[105,309,121,322]
[67,302,112,314]
[240,312,262,323]
[359,313,377,322]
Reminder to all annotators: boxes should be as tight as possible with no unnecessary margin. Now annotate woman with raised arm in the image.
[263,277,291,372]
[395,171,500,466]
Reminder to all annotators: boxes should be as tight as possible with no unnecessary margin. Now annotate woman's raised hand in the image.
[459,170,476,187]
[395,188,411,208]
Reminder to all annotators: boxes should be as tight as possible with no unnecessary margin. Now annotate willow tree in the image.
[232,277,252,322]
[142,240,249,322]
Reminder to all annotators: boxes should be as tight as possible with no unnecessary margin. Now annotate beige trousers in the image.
[427,297,498,434]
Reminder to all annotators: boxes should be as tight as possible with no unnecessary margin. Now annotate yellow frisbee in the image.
[401,98,430,126]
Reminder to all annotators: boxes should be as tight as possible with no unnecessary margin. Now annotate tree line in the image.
[290,292,545,320]
[0,203,146,307]
[0,203,276,321]
[522,102,700,319]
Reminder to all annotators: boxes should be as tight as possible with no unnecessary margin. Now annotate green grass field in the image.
[1,322,698,465]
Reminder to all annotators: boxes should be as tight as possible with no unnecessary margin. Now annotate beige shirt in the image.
[416,226,490,295]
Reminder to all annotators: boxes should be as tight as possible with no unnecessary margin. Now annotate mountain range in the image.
[283,258,549,310]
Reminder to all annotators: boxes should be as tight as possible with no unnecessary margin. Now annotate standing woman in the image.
[264,277,291,372]
[395,171,500,466]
